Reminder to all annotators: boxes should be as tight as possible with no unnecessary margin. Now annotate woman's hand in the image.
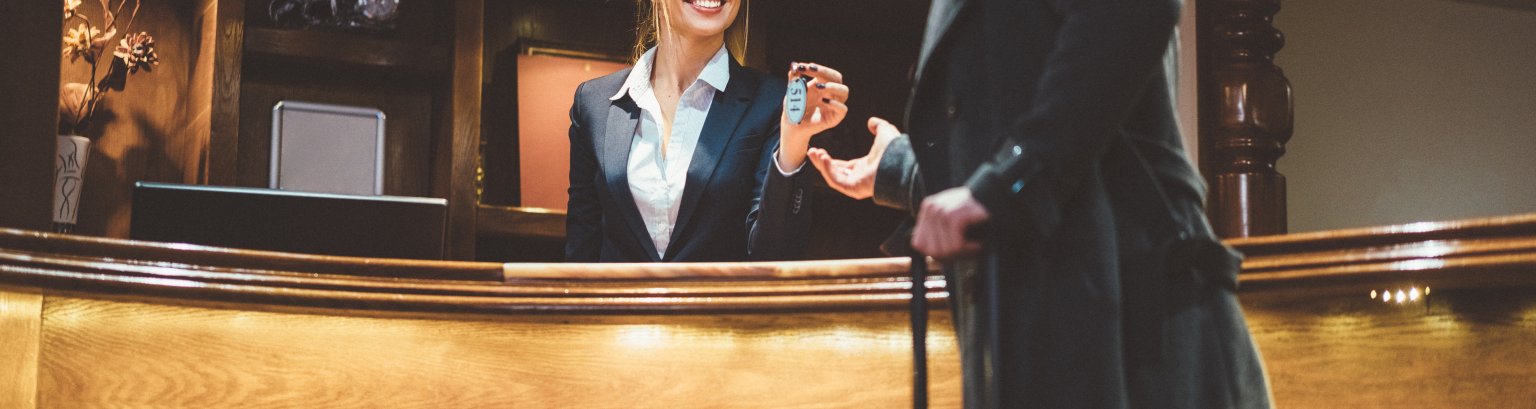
[807,117,902,200]
[778,62,849,171]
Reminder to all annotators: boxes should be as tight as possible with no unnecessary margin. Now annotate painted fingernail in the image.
[796,64,806,71]
[809,66,819,72]
[822,97,830,103]
[815,83,826,89]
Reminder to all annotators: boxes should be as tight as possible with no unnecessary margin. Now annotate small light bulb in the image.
[1370,290,1378,299]
[1383,291,1393,302]
[1396,290,1407,303]
[1409,287,1420,301]
[1424,287,1431,295]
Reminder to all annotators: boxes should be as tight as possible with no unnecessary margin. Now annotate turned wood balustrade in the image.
[1199,0,1295,238]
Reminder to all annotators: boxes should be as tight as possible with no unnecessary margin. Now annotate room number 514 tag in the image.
[786,76,808,124]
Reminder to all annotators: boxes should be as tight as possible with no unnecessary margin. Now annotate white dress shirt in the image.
[609,46,731,259]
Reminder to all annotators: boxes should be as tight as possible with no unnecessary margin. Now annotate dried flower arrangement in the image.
[58,0,160,136]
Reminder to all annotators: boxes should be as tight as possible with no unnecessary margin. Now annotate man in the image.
[805,0,1274,407]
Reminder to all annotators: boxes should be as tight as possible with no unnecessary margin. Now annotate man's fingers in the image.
[868,117,889,135]
[808,149,834,176]
[867,116,900,138]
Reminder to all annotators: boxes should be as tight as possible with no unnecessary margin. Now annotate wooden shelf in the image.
[243,27,448,75]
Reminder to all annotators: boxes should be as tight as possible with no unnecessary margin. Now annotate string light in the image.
[1368,287,1430,304]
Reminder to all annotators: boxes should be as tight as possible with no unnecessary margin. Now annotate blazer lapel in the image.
[602,97,662,261]
[914,0,971,85]
[663,62,758,260]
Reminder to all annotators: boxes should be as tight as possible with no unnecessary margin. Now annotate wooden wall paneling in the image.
[0,0,63,231]
[1197,0,1293,238]
[206,0,246,186]
[0,289,43,409]
[53,0,216,238]
[433,0,486,260]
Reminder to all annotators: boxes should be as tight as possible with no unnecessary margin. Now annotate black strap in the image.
[1115,135,1239,289]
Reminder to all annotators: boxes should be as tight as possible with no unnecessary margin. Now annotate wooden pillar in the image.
[435,0,485,260]
[0,1,63,231]
[1198,0,1293,238]
[204,0,246,186]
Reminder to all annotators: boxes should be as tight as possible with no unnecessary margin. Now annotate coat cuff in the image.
[872,135,922,212]
[963,144,1064,239]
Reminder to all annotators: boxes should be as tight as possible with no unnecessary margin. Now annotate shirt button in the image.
[945,98,960,120]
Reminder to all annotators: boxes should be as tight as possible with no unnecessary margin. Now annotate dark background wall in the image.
[1276,0,1536,232]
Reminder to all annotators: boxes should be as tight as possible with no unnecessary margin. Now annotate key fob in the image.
[786,75,809,124]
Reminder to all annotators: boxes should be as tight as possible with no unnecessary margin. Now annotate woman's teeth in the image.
[691,0,722,9]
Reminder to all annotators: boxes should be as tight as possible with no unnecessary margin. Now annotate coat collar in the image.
[914,0,971,86]
[663,59,758,261]
[601,96,662,260]
[610,45,732,102]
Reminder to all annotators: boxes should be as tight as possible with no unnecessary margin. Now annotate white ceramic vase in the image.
[52,135,91,233]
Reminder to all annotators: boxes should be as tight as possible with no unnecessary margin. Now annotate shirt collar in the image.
[610,44,732,101]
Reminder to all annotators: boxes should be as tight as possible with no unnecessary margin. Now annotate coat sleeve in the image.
[871,134,925,214]
[963,0,1182,237]
[746,119,813,261]
[564,83,603,262]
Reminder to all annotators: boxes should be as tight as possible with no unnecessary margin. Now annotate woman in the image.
[564,0,848,262]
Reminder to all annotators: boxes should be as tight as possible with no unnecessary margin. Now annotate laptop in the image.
[130,182,448,260]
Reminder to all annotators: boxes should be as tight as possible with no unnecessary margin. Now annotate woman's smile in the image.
[685,0,726,14]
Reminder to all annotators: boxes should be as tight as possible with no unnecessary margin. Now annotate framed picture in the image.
[270,100,387,196]
[481,40,629,210]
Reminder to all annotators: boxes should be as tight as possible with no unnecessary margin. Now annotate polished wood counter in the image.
[3,213,1536,407]
[1230,213,1536,408]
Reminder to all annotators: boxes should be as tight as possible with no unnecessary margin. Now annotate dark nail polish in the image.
[815,83,826,89]
[796,65,806,71]
[822,97,831,103]
[810,66,819,72]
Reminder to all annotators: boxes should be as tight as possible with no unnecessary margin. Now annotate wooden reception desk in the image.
[3,213,1535,408]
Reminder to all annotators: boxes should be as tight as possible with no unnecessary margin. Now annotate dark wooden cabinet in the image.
[203,0,483,259]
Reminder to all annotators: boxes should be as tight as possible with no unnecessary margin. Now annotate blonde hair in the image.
[633,0,750,64]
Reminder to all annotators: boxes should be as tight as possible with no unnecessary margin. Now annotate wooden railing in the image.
[3,213,1535,407]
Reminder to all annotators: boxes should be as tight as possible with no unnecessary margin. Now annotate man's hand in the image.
[912,187,988,261]
[807,116,901,199]
[779,62,849,171]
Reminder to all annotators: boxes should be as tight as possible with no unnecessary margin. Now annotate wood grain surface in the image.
[5,212,1536,407]
[0,289,43,409]
[36,296,960,408]
[1243,286,1536,408]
